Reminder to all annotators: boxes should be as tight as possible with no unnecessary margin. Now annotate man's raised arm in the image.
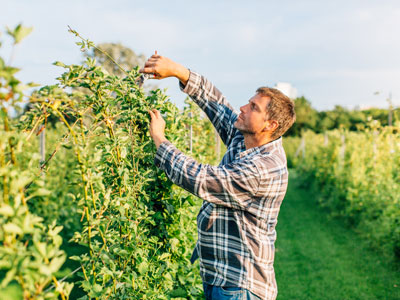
[139,53,190,86]
[140,54,239,147]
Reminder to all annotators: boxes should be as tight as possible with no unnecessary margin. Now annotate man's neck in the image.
[243,133,275,150]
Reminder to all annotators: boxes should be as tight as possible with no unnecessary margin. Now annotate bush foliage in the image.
[284,124,400,259]
[2,25,222,299]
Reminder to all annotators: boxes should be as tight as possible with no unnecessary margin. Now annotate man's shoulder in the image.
[251,150,288,178]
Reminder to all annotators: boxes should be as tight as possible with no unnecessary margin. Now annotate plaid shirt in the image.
[154,71,288,300]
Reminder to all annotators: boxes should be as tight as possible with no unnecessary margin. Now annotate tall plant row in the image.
[1,26,221,299]
[284,124,400,259]
[0,25,73,299]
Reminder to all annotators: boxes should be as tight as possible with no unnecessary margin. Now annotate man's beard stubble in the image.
[234,119,256,135]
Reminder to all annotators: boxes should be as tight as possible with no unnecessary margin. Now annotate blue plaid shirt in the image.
[154,71,289,300]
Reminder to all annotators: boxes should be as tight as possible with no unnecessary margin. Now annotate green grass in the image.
[275,173,400,300]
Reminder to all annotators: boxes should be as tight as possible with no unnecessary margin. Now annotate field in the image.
[1,25,399,299]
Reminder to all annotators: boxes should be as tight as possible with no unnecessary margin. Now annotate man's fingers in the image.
[153,109,163,118]
[148,109,155,120]
[150,109,164,119]
[140,67,156,74]
[145,58,159,65]
[149,109,161,118]
[143,58,160,68]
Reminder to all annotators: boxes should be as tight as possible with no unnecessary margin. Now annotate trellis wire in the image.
[43,266,82,293]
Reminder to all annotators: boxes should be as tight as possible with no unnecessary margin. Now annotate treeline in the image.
[286,96,399,136]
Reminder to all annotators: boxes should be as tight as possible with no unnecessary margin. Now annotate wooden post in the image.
[39,125,45,180]
[339,134,346,169]
[295,136,306,158]
[189,111,193,153]
[388,92,393,126]
[215,128,221,161]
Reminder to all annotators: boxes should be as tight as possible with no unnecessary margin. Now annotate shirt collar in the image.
[236,137,283,160]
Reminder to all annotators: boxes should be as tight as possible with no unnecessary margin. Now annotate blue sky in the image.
[1,0,400,111]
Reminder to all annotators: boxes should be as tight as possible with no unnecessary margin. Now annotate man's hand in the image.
[140,52,190,86]
[148,109,168,149]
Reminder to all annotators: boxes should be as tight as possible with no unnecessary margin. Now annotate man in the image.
[140,54,296,300]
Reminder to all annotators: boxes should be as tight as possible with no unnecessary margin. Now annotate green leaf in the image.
[69,255,81,261]
[49,255,66,273]
[159,253,170,261]
[31,188,52,197]
[53,61,67,68]
[6,23,33,44]
[0,268,16,288]
[169,287,188,298]
[3,223,23,235]
[138,261,148,274]
[81,280,91,292]
[170,237,179,253]
[185,196,196,206]
[35,241,47,258]
[39,265,51,276]
[0,204,14,216]
[48,224,63,236]
[93,284,102,293]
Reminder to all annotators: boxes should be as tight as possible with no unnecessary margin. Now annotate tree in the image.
[23,43,149,126]
[317,105,352,132]
[286,96,318,136]
[85,43,146,77]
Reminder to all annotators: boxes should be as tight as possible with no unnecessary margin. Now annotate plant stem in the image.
[51,276,66,300]
[56,109,93,256]
[68,26,129,77]
[2,107,16,165]
[0,143,9,204]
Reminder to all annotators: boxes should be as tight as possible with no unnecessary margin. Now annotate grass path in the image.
[274,176,400,300]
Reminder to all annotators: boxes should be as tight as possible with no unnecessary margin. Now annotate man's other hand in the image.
[148,109,168,149]
[140,52,190,86]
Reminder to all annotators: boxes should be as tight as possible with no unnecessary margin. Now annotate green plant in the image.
[284,124,400,259]
[0,24,72,300]
[22,28,204,299]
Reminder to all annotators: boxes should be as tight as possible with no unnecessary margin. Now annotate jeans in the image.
[203,283,262,300]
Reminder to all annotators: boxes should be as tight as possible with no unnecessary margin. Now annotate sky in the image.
[1,0,400,111]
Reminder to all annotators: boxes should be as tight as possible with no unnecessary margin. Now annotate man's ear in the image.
[262,120,279,132]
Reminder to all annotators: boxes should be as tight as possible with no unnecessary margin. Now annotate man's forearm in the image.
[153,135,168,149]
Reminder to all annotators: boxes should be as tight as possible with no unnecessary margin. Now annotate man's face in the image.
[234,93,270,134]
